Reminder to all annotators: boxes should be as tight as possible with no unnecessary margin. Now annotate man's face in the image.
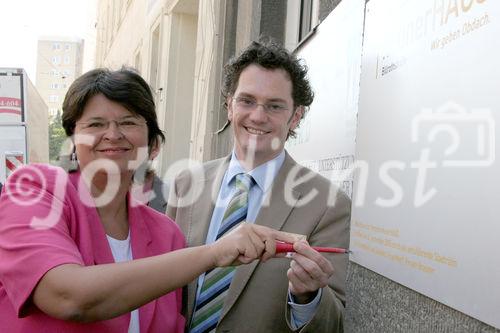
[227,64,303,167]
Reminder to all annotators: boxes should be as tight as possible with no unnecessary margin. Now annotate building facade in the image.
[35,37,84,117]
[94,0,335,175]
[94,1,498,332]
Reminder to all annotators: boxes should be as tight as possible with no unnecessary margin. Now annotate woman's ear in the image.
[149,139,160,160]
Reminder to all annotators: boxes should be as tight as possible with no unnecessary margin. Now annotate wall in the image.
[324,1,500,332]
[95,0,147,70]
[161,10,197,169]
[345,262,500,332]
[95,0,200,176]
[26,76,49,163]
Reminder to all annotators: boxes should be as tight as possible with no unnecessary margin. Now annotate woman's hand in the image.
[208,223,299,267]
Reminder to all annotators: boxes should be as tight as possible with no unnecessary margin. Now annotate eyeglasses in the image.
[76,118,147,134]
[232,97,289,114]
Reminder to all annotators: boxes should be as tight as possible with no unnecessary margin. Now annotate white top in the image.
[107,233,140,333]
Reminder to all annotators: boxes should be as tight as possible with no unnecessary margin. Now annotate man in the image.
[167,40,350,333]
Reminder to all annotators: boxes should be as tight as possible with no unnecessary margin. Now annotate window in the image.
[285,0,320,50]
[52,43,61,50]
[65,43,71,50]
[64,55,71,64]
[50,70,60,76]
[49,95,59,103]
[149,25,161,92]
[52,56,61,65]
[298,0,318,41]
[50,83,59,89]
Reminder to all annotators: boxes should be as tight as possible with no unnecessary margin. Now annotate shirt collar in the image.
[226,150,286,193]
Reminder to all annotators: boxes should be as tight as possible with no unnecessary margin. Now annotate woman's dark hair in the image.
[62,67,165,148]
[222,39,314,138]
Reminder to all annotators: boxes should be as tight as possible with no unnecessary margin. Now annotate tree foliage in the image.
[48,110,66,164]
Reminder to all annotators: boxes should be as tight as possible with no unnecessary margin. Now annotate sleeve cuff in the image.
[287,288,322,329]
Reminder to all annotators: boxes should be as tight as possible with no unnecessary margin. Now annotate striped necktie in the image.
[190,173,253,333]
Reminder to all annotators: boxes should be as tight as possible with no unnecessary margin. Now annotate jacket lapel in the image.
[128,196,156,333]
[185,156,230,247]
[69,171,115,266]
[220,153,301,320]
[186,157,230,322]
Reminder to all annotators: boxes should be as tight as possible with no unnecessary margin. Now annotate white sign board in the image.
[0,126,27,184]
[351,0,500,328]
[0,71,24,123]
[286,0,365,198]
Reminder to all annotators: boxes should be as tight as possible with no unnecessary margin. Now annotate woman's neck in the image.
[86,171,133,240]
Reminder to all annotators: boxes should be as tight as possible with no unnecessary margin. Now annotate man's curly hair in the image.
[222,39,314,138]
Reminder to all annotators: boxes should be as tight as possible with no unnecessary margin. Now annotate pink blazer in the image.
[0,164,186,332]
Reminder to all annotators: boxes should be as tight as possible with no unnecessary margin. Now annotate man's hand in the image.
[287,240,334,304]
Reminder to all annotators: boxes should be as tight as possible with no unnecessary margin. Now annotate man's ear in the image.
[289,106,304,130]
[227,97,233,122]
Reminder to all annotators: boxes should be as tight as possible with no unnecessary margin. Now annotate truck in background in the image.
[0,68,49,184]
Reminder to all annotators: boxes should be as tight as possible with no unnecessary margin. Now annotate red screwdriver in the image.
[275,241,351,254]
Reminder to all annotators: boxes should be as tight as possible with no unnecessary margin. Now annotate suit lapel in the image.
[185,157,230,247]
[186,157,230,322]
[220,153,301,320]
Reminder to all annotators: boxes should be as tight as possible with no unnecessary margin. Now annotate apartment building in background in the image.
[35,36,84,117]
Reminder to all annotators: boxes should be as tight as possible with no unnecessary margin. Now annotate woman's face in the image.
[73,93,154,176]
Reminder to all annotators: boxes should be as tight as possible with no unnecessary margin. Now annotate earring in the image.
[68,151,78,173]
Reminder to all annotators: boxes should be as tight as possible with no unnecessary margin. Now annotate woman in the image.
[0,68,295,332]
